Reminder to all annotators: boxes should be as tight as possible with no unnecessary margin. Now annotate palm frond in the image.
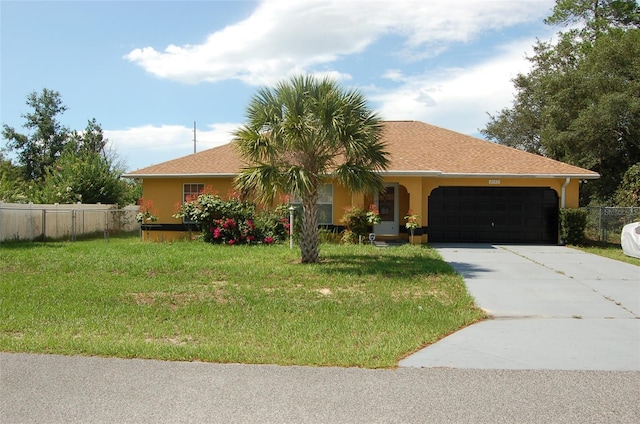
[334,163,385,195]
[234,164,285,206]
[283,165,318,199]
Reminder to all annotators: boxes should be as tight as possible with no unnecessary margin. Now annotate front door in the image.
[374,184,399,236]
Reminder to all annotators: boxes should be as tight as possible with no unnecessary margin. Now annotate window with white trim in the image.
[291,183,333,226]
[183,183,205,223]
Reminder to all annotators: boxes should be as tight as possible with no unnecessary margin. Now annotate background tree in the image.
[67,118,108,157]
[615,163,640,206]
[1,89,135,205]
[40,148,129,205]
[2,89,69,181]
[546,0,640,36]
[233,75,389,263]
[0,149,25,202]
[482,0,640,205]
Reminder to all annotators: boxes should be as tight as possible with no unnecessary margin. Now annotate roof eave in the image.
[122,173,238,179]
[379,170,443,176]
[123,171,601,179]
[438,172,600,179]
[379,170,600,179]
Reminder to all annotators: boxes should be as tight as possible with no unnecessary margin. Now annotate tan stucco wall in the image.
[331,180,352,225]
[139,175,582,243]
[142,177,236,222]
[140,177,236,241]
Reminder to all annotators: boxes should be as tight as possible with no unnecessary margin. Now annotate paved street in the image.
[1,353,639,423]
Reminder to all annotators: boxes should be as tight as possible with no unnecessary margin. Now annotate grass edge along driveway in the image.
[0,237,485,368]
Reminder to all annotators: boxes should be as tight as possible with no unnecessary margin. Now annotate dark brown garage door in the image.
[428,187,559,244]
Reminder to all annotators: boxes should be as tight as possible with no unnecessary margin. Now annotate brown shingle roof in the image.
[124,142,243,177]
[123,120,599,179]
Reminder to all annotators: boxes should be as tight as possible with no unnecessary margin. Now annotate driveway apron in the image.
[400,244,640,370]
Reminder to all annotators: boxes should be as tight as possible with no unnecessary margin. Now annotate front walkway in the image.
[400,245,640,370]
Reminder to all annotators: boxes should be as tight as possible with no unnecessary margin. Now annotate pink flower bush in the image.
[175,192,290,246]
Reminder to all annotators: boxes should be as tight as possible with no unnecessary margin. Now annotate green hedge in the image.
[559,208,588,245]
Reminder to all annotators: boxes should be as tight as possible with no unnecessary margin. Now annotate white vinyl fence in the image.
[0,202,140,242]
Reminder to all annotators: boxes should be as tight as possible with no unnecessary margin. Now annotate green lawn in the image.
[0,236,484,368]
[573,241,640,267]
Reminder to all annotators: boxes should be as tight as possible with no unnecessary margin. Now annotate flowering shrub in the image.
[136,198,158,223]
[209,217,257,244]
[174,193,291,245]
[253,203,291,243]
[366,204,382,226]
[340,204,380,244]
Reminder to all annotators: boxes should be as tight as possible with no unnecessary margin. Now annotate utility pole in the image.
[193,121,197,154]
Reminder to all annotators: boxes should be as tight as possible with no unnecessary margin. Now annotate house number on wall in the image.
[488,180,501,185]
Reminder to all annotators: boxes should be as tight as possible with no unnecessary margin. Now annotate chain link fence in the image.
[0,202,140,243]
[583,206,640,244]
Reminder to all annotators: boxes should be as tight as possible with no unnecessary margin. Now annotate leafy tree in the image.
[2,89,134,205]
[2,89,69,181]
[42,149,129,205]
[615,162,640,206]
[233,75,389,263]
[0,149,25,202]
[482,0,640,205]
[67,118,108,157]
[546,0,640,36]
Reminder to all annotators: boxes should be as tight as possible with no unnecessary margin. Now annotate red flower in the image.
[213,228,221,239]
[264,237,274,244]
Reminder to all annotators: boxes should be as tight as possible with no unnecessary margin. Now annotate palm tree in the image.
[233,75,389,263]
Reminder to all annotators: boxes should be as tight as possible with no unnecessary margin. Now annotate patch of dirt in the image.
[127,284,229,308]
[390,286,454,304]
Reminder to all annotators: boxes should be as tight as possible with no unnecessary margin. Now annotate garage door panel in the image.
[428,187,559,244]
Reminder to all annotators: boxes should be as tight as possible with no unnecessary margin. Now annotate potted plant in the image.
[404,210,421,244]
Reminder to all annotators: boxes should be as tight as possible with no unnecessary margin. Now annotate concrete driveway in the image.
[400,244,640,370]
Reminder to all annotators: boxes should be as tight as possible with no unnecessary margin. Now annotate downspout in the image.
[561,177,570,209]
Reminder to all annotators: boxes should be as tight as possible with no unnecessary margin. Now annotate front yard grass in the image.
[573,241,640,266]
[0,236,484,368]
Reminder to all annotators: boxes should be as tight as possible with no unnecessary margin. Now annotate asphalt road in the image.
[2,353,639,423]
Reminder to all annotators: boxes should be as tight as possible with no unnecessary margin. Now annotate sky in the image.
[1,0,559,172]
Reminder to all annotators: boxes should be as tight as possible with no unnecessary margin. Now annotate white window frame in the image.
[291,183,333,226]
[183,183,205,224]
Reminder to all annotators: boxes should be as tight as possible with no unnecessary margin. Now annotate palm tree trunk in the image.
[300,192,319,264]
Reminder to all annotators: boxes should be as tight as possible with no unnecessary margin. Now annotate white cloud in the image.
[370,34,555,135]
[118,0,559,168]
[106,123,238,171]
[125,0,555,86]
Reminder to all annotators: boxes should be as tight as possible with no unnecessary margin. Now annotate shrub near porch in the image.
[173,193,289,244]
[0,237,485,368]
